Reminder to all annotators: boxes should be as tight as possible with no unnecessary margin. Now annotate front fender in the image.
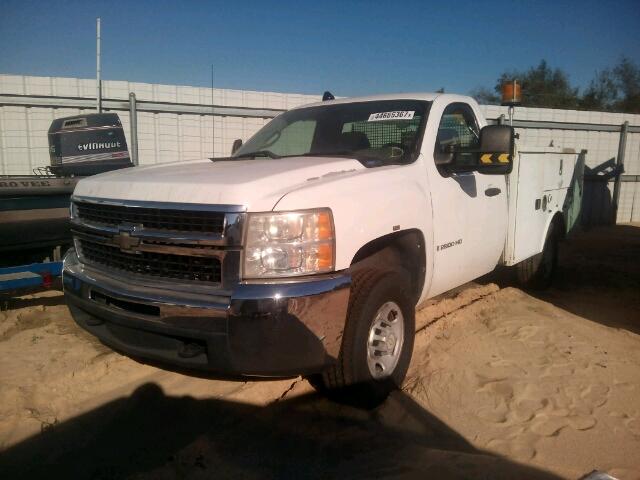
[272,159,433,272]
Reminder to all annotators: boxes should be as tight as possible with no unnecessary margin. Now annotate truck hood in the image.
[73,157,366,211]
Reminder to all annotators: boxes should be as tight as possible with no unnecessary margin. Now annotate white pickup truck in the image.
[63,93,584,403]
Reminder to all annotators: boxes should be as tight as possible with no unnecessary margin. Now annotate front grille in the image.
[78,239,221,284]
[76,202,225,234]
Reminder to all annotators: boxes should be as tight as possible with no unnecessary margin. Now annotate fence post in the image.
[611,121,628,224]
[129,92,139,166]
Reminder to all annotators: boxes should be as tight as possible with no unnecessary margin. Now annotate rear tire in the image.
[517,222,558,289]
[308,268,415,407]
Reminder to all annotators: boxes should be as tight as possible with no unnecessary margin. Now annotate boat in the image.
[0,113,131,265]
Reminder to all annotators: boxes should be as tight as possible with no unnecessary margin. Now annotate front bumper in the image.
[63,250,351,377]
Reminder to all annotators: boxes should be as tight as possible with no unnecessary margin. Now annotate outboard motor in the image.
[48,113,132,176]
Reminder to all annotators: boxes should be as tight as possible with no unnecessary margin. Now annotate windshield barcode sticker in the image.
[368,111,415,122]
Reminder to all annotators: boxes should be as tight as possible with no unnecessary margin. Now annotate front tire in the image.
[309,268,415,407]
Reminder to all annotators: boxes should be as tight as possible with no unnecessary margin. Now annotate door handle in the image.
[484,187,501,197]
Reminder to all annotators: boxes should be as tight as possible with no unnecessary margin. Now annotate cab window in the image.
[435,103,480,169]
[266,120,316,157]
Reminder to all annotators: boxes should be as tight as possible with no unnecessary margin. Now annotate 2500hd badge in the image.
[437,238,463,251]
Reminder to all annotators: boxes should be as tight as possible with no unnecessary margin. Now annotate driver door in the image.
[427,102,507,297]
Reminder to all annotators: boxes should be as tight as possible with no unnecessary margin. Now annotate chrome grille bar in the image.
[77,239,222,284]
[75,200,226,234]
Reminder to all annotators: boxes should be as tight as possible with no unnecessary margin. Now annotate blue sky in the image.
[1,0,639,97]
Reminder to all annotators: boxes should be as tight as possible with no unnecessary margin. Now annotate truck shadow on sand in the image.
[480,224,640,335]
[0,383,561,479]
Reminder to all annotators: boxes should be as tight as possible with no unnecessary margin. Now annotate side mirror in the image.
[476,125,514,174]
[231,138,243,155]
[434,144,455,165]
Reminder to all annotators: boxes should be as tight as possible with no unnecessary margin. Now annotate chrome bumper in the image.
[62,249,351,376]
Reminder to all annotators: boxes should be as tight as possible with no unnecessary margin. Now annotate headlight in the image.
[69,201,78,220]
[244,209,335,278]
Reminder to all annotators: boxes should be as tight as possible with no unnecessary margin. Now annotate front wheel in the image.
[308,269,415,407]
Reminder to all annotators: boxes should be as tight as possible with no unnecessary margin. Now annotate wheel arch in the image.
[547,211,566,242]
[538,210,566,254]
[552,211,566,240]
[350,229,426,303]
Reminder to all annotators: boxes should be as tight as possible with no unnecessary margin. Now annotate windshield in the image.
[231,100,431,167]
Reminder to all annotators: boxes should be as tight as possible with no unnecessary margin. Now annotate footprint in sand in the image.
[530,414,568,436]
[513,324,543,342]
[474,361,522,383]
[486,437,537,461]
[567,415,597,430]
[511,398,546,423]
[612,381,636,392]
[541,363,576,377]
[487,320,522,338]
[624,417,640,437]
[487,359,525,374]
[474,380,518,424]
[476,402,509,423]
[580,384,610,408]
[570,403,594,417]
[477,380,515,398]
[608,411,640,437]
[552,391,577,412]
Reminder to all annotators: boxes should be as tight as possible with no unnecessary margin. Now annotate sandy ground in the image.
[0,224,639,479]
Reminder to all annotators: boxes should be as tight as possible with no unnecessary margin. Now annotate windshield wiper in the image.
[233,150,281,159]
[300,151,355,157]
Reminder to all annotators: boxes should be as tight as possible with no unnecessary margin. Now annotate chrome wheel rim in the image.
[367,301,404,379]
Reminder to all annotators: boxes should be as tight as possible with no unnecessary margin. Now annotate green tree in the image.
[579,58,640,113]
[472,58,640,113]
[470,86,500,105]
[580,68,618,111]
[613,57,640,113]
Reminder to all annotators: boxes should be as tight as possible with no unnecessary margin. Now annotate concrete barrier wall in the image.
[1,74,638,223]
[0,74,319,174]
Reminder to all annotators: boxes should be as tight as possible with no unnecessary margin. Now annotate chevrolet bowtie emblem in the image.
[115,230,141,253]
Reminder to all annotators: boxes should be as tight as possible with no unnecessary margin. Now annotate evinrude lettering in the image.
[78,141,121,151]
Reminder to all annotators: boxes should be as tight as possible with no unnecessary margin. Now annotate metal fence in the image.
[1,74,639,224]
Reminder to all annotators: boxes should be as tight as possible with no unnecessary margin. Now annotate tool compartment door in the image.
[509,148,579,265]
